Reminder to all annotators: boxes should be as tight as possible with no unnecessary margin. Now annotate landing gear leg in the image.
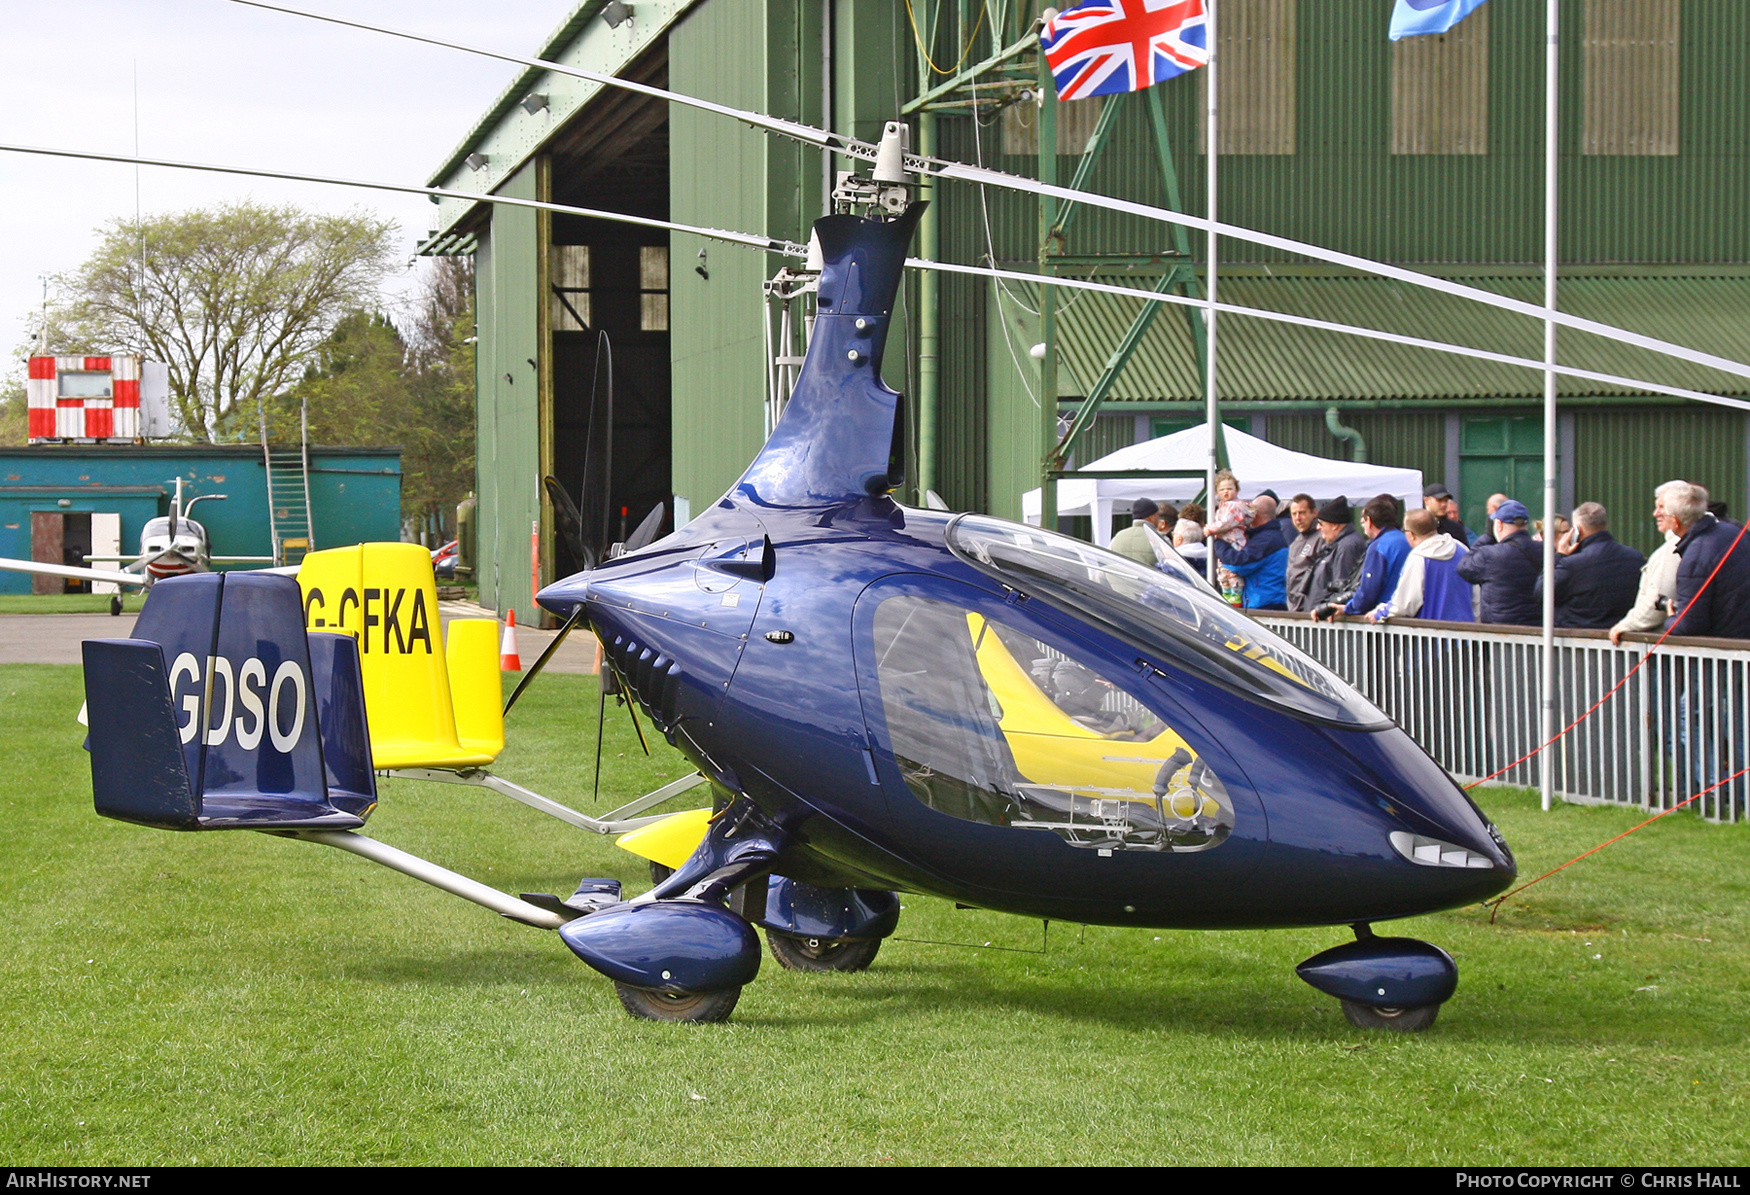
[1296,924,1456,1033]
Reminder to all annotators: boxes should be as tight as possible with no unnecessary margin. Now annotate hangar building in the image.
[426,0,1750,624]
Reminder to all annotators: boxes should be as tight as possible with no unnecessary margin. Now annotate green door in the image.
[1459,416,1546,533]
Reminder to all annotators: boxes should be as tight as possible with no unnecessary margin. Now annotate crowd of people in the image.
[1107,474,1750,640]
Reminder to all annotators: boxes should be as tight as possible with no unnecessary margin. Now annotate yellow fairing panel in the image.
[616,808,713,869]
[447,618,505,758]
[299,543,498,769]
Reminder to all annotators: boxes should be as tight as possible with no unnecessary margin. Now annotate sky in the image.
[0,0,580,377]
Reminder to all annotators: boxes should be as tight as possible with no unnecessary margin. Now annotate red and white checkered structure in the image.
[27,355,142,442]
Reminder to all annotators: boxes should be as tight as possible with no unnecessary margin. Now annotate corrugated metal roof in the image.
[1055,273,1750,402]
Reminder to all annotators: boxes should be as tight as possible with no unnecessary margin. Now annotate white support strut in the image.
[292,829,568,928]
[387,767,710,835]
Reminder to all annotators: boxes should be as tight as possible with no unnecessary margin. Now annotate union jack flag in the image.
[1042,0,1208,102]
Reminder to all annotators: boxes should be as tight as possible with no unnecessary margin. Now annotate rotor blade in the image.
[0,143,804,258]
[226,0,1750,389]
[624,503,666,553]
[543,476,592,570]
[502,605,585,716]
[6,143,1743,405]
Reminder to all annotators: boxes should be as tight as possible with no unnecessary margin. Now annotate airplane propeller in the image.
[501,498,668,718]
[543,476,594,573]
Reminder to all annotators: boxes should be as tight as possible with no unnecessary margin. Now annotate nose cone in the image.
[536,571,590,621]
[1334,724,1516,909]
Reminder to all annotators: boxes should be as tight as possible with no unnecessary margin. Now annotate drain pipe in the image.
[1325,406,1367,462]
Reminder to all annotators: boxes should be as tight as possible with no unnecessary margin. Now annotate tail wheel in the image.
[766,930,881,973]
[614,982,740,1023]
[1339,1000,1440,1032]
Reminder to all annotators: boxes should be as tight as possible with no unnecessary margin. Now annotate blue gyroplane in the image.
[81,191,1514,1031]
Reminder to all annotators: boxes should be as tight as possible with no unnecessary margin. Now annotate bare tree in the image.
[41,202,396,441]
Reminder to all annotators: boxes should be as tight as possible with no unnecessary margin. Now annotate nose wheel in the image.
[614,982,742,1023]
[1297,927,1457,1033]
[1338,1000,1439,1033]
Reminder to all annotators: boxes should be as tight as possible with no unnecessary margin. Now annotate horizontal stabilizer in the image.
[83,572,371,831]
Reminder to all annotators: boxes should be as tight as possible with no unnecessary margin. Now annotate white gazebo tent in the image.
[1023,426,1424,546]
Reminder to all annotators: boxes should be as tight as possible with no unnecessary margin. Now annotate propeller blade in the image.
[624,693,651,756]
[624,502,666,553]
[544,476,593,570]
[592,681,608,804]
[502,605,586,715]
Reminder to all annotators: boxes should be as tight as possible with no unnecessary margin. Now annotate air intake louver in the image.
[604,633,682,731]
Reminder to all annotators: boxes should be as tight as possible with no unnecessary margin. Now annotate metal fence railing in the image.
[1253,613,1750,822]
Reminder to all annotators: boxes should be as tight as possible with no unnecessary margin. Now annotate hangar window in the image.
[551,244,592,332]
[1391,3,1489,155]
[871,595,1234,852]
[1198,0,1298,156]
[1583,0,1680,156]
[639,246,669,332]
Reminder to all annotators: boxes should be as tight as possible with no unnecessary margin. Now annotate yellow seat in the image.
[299,542,503,769]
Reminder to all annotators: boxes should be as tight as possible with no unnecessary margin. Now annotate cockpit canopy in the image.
[946,514,1390,730]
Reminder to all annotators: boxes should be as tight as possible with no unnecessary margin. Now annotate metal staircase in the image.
[260,398,315,567]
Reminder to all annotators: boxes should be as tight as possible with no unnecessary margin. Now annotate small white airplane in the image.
[0,478,275,613]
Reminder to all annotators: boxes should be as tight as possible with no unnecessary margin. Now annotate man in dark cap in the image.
[1456,497,1540,624]
[1109,497,1167,567]
[1306,496,1367,610]
[1424,482,1472,545]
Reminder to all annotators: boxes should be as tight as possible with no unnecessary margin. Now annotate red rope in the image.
[1486,764,1750,922]
[1462,517,1750,790]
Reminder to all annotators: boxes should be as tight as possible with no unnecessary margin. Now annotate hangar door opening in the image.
[547,56,671,578]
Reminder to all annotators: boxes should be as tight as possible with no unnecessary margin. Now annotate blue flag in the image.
[1389,0,1488,41]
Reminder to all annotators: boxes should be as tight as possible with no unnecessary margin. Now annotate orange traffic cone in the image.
[500,609,523,672]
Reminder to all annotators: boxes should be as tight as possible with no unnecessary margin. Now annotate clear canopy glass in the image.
[946,514,1390,729]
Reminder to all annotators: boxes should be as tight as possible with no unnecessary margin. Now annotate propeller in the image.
[544,475,594,572]
[502,604,586,715]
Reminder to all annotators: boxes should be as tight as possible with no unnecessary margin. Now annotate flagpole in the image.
[1540,0,1559,812]
[1204,0,1220,585]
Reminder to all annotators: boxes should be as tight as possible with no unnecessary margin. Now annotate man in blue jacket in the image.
[1314,495,1410,621]
[1456,498,1541,625]
[1211,494,1289,611]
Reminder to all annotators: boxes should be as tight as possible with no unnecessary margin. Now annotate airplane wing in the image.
[0,557,151,588]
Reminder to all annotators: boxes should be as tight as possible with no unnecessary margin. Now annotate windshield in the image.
[946,514,1390,729]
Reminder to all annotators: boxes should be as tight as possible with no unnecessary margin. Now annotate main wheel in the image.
[766,930,881,973]
[614,982,740,1023]
[649,862,674,886]
[1339,999,1440,1032]
[109,593,123,617]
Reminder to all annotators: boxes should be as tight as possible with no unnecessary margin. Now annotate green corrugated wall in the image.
[1575,408,1748,554]
[476,161,543,621]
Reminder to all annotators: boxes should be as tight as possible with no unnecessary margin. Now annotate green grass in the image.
[2,662,1746,1165]
[0,593,146,614]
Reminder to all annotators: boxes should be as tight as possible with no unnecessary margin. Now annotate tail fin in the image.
[83,572,375,830]
[299,542,499,768]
